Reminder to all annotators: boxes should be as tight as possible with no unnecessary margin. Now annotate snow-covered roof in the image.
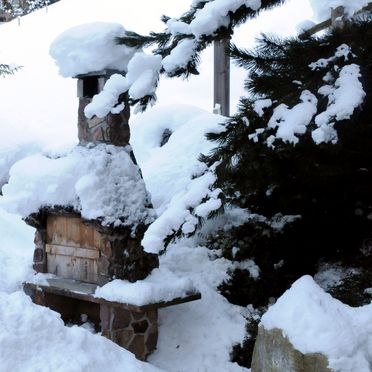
[1,144,156,229]
[49,22,139,78]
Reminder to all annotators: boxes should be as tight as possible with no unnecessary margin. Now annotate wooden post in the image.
[214,38,230,117]
[331,6,345,29]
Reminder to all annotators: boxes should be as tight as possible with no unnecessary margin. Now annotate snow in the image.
[314,263,360,290]
[130,105,226,254]
[264,44,366,146]
[166,18,191,35]
[313,64,365,144]
[1,144,155,228]
[0,291,162,372]
[162,38,198,74]
[253,98,272,117]
[0,209,35,293]
[0,142,42,189]
[189,0,261,39]
[0,99,248,371]
[261,275,372,372]
[309,44,353,70]
[0,0,366,371]
[84,73,128,119]
[95,267,197,306]
[84,0,266,114]
[147,244,247,372]
[85,53,162,119]
[49,22,138,77]
[267,90,318,145]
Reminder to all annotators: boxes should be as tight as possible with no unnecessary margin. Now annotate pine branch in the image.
[0,64,21,77]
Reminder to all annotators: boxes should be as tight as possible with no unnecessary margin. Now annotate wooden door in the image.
[46,216,104,283]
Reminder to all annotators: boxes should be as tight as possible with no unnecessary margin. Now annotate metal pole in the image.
[214,38,230,117]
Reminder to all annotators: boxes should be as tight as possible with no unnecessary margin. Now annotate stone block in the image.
[128,335,146,361]
[115,329,134,348]
[112,308,132,329]
[132,319,149,334]
[251,326,331,372]
[145,325,158,352]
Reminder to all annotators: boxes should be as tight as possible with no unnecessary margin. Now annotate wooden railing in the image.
[299,3,372,39]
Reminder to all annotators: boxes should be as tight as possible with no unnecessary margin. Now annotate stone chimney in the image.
[76,69,131,147]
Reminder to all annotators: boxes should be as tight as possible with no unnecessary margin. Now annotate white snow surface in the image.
[253,98,272,117]
[1,144,155,228]
[261,275,372,372]
[95,267,197,306]
[147,243,247,372]
[0,291,162,372]
[162,38,198,74]
[0,142,42,189]
[189,0,261,39]
[85,53,162,119]
[268,90,318,145]
[313,64,365,144]
[86,0,265,115]
[130,105,226,254]
[49,22,138,77]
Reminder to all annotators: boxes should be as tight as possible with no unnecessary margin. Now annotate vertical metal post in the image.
[214,38,230,117]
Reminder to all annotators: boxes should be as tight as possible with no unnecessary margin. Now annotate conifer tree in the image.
[115,0,284,109]
[0,63,19,76]
[0,0,51,19]
[199,18,372,308]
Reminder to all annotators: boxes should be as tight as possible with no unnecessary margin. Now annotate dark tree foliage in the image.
[116,0,284,109]
[0,63,20,76]
[203,18,372,306]
[202,19,372,368]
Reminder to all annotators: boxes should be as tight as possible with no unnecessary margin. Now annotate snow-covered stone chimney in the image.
[76,69,131,146]
[49,22,138,146]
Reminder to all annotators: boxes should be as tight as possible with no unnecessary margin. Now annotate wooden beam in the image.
[24,279,202,313]
[45,244,100,260]
[214,38,230,117]
[299,3,372,39]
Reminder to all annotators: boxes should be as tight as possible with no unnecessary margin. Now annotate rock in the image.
[251,326,331,372]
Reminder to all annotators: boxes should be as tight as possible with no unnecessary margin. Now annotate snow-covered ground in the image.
[0,105,249,372]
[0,0,371,371]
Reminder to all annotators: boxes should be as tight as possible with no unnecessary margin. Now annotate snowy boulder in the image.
[49,22,139,77]
[251,327,331,372]
[251,276,372,372]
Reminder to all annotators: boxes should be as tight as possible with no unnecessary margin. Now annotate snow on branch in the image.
[260,43,366,146]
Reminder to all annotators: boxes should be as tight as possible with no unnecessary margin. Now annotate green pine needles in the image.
[0,64,20,77]
[116,0,284,89]
[203,18,372,308]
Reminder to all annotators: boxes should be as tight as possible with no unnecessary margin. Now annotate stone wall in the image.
[100,305,158,361]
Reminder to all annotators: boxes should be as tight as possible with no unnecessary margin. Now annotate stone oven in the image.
[23,22,200,361]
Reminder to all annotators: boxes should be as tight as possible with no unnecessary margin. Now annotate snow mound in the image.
[1,144,155,228]
[130,105,226,253]
[261,275,372,372]
[95,267,197,306]
[0,291,161,372]
[0,208,34,293]
[49,22,138,77]
[147,244,247,372]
